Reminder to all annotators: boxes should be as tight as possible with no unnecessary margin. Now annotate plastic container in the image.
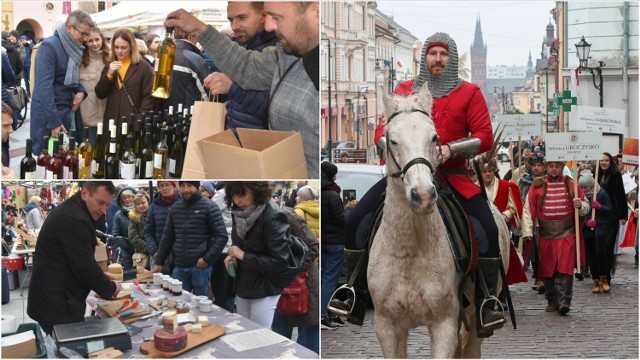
[198,299,212,313]
[1,323,47,358]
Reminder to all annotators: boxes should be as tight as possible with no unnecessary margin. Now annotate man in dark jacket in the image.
[30,10,93,155]
[152,181,227,296]
[205,2,280,130]
[27,182,121,335]
[166,30,210,111]
[145,180,181,274]
[8,30,24,83]
[20,36,35,96]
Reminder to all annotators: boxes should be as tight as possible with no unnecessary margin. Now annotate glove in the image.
[590,200,601,209]
[586,219,596,229]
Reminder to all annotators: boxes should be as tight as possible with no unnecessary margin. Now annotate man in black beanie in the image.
[152,180,228,296]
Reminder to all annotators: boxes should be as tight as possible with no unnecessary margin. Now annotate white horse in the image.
[367,84,510,358]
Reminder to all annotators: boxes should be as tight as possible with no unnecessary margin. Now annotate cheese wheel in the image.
[108,263,123,274]
[153,327,187,352]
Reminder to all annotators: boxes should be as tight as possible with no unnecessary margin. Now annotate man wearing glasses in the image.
[30,10,95,155]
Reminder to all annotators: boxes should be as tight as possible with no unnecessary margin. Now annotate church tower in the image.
[470,15,487,94]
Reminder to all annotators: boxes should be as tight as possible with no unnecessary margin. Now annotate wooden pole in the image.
[516,136,522,184]
[509,142,515,181]
[574,163,581,273]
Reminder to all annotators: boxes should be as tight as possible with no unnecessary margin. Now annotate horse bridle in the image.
[386,109,441,179]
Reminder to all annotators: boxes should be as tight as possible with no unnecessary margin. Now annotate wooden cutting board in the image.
[95,290,131,300]
[139,324,226,358]
[96,299,151,324]
[148,299,190,314]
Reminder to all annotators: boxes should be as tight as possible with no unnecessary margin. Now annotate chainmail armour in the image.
[412,32,463,98]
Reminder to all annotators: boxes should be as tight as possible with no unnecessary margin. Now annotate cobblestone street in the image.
[321,248,638,358]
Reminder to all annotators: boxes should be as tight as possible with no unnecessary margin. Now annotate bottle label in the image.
[169,158,176,173]
[110,142,116,153]
[45,170,57,180]
[79,158,86,169]
[24,171,36,180]
[36,165,45,179]
[154,59,159,72]
[154,153,163,169]
[145,160,153,178]
[121,162,135,179]
[63,166,70,180]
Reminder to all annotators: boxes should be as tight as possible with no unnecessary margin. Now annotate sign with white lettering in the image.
[492,114,541,141]
[573,106,626,134]
[545,132,603,161]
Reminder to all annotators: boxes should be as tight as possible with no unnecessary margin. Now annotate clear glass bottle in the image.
[151,29,176,99]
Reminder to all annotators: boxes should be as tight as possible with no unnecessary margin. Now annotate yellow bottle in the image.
[151,29,176,99]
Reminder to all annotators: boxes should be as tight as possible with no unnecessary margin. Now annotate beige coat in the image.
[79,50,108,127]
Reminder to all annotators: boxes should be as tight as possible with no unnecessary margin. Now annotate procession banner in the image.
[572,106,626,134]
[545,132,603,161]
[492,114,541,141]
[622,137,638,166]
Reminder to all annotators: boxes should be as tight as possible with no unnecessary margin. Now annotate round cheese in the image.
[153,327,187,352]
[108,263,123,274]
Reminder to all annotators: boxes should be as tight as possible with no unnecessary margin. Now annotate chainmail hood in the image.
[412,32,463,98]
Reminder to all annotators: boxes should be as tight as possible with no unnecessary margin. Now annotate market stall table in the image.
[11,242,35,296]
[86,282,318,358]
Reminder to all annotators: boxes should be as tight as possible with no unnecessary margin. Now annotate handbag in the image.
[266,234,308,289]
[6,83,27,111]
[276,269,309,315]
[132,253,148,268]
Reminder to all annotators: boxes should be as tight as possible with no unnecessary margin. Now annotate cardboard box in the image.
[2,329,37,358]
[95,242,108,272]
[200,128,308,179]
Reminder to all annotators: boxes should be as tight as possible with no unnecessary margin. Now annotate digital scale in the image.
[53,317,132,358]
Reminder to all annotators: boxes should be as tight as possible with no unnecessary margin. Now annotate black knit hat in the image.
[321,161,338,179]
[179,181,200,189]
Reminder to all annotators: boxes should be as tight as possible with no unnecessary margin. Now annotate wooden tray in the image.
[96,299,151,324]
[148,299,190,314]
[95,290,131,300]
[139,324,225,358]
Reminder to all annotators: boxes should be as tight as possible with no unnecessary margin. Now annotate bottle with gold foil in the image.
[151,28,176,99]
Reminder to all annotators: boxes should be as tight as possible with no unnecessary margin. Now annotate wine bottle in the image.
[56,133,67,163]
[151,29,176,99]
[105,126,119,178]
[92,123,105,179]
[105,119,115,154]
[120,136,136,179]
[78,128,92,179]
[168,126,183,178]
[153,128,168,179]
[46,140,62,179]
[63,139,78,179]
[36,135,50,179]
[20,138,37,179]
[139,132,154,179]
[118,122,128,159]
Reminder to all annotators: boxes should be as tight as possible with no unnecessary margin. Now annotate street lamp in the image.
[494,86,505,113]
[321,35,333,161]
[575,36,605,108]
[356,87,368,150]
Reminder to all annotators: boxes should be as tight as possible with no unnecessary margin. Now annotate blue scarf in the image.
[55,24,84,87]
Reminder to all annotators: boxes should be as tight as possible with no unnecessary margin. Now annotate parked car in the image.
[321,141,356,160]
[335,163,386,202]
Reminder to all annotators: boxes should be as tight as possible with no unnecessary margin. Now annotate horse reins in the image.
[386,109,441,179]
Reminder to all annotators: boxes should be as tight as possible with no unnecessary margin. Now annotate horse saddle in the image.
[434,175,479,277]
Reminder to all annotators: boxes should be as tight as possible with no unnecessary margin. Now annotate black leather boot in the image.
[476,257,506,338]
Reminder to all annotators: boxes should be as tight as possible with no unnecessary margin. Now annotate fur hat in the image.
[321,161,338,179]
[297,185,318,201]
[179,181,200,189]
[578,170,595,188]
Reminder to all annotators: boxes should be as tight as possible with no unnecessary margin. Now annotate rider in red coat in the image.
[373,32,504,337]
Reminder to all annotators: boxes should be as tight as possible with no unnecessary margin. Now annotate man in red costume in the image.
[479,153,527,285]
[373,32,503,337]
[521,160,590,315]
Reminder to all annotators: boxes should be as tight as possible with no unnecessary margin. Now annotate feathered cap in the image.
[479,125,505,171]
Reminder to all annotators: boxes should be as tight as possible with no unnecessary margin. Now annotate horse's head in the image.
[383,83,439,215]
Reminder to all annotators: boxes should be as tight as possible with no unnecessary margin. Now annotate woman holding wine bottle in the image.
[79,27,110,148]
[95,28,156,146]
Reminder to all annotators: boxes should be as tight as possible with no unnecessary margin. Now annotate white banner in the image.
[572,106,626,134]
[493,114,541,141]
[545,132,604,161]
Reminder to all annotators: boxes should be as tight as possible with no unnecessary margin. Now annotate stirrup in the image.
[328,284,356,317]
[479,295,506,328]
